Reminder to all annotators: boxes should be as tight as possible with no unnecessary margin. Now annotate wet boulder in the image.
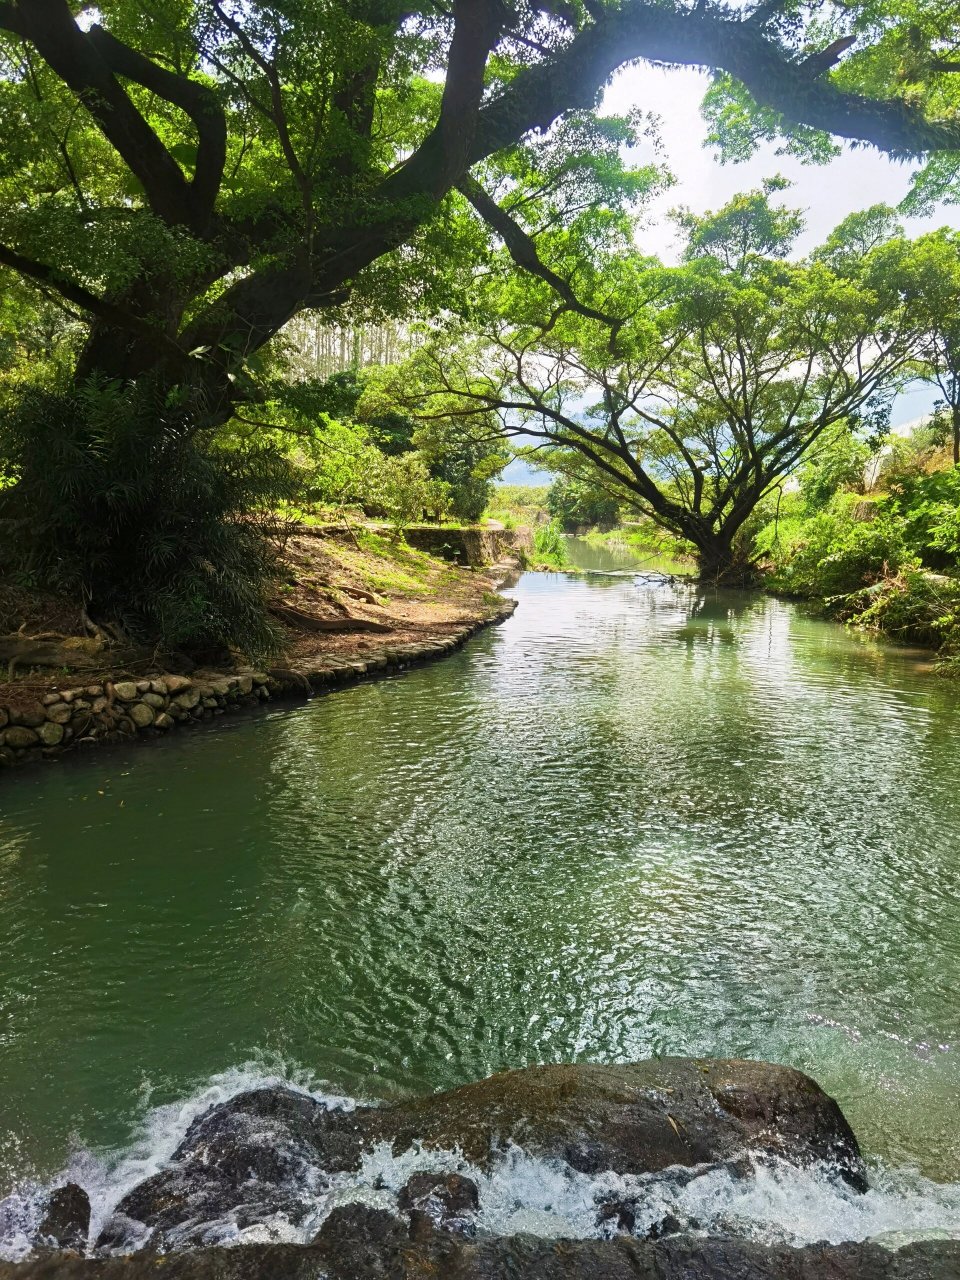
[312,1207,960,1280]
[93,1058,866,1255]
[397,1171,479,1235]
[4,1214,960,1278]
[96,1089,368,1253]
[371,1058,866,1190]
[35,1184,90,1253]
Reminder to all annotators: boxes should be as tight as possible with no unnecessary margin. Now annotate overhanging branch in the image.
[0,241,186,362]
[458,176,624,339]
[469,4,960,163]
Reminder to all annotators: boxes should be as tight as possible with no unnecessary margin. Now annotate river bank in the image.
[0,526,523,770]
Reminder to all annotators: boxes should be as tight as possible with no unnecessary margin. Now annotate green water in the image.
[2,568,960,1195]
[564,535,692,575]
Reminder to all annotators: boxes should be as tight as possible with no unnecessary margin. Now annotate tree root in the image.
[0,632,107,679]
[269,604,392,634]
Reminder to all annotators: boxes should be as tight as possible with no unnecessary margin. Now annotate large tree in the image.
[0,0,959,637]
[411,193,927,579]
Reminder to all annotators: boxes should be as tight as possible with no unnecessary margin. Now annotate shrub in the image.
[532,519,569,568]
[0,379,297,654]
[760,493,912,600]
[884,467,960,570]
[843,569,960,650]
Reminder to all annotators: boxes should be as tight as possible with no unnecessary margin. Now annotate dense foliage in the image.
[756,426,960,663]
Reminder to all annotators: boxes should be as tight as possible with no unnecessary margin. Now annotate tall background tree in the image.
[0,0,959,641]
[412,192,927,579]
[899,228,960,463]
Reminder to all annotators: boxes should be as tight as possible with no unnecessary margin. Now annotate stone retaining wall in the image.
[0,601,516,771]
[403,526,533,566]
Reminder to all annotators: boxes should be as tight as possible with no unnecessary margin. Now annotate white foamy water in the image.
[3,1068,960,1260]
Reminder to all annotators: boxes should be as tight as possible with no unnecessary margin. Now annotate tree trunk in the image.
[953,403,959,467]
[691,531,756,586]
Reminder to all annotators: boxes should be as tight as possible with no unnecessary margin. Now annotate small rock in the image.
[37,722,65,747]
[202,696,218,709]
[91,697,108,715]
[37,1182,90,1253]
[113,682,138,702]
[13,704,47,728]
[173,689,201,710]
[136,681,150,694]
[141,692,166,709]
[154,713,174,731]
[149,679,168,695]
[45,702,73,725]
[129,703,155,729]
[164,675,192,695]
[237,675,254,695]
[397,1172,479,1233]
[3,726,39,750]
[42,693,61,707]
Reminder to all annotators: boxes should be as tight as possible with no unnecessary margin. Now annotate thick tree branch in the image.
[0,242,186,361]
[304,0,960,320]
[86,24,226,226]
[376,0,506,203]
[469,5,960,163]
[458,176,623,337]
[0,0,201,229]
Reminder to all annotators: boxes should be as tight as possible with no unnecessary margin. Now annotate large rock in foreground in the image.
[91,1058,865,1253]
[368,1057,866,1183]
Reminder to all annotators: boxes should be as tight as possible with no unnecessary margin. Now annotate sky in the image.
[500,62,959,484]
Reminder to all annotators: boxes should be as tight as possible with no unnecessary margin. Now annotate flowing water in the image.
[2,554,960,1250]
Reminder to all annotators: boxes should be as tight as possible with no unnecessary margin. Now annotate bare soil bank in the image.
[0,526,521,770]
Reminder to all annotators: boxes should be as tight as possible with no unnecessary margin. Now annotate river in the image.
[2,550,960,1246]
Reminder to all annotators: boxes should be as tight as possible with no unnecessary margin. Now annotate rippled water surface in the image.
[2,567,960,1199]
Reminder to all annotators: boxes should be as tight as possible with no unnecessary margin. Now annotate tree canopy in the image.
[1,0,960,411]
[410,191,929,577]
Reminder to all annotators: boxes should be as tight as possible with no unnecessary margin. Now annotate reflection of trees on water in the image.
[668,586,762,648]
